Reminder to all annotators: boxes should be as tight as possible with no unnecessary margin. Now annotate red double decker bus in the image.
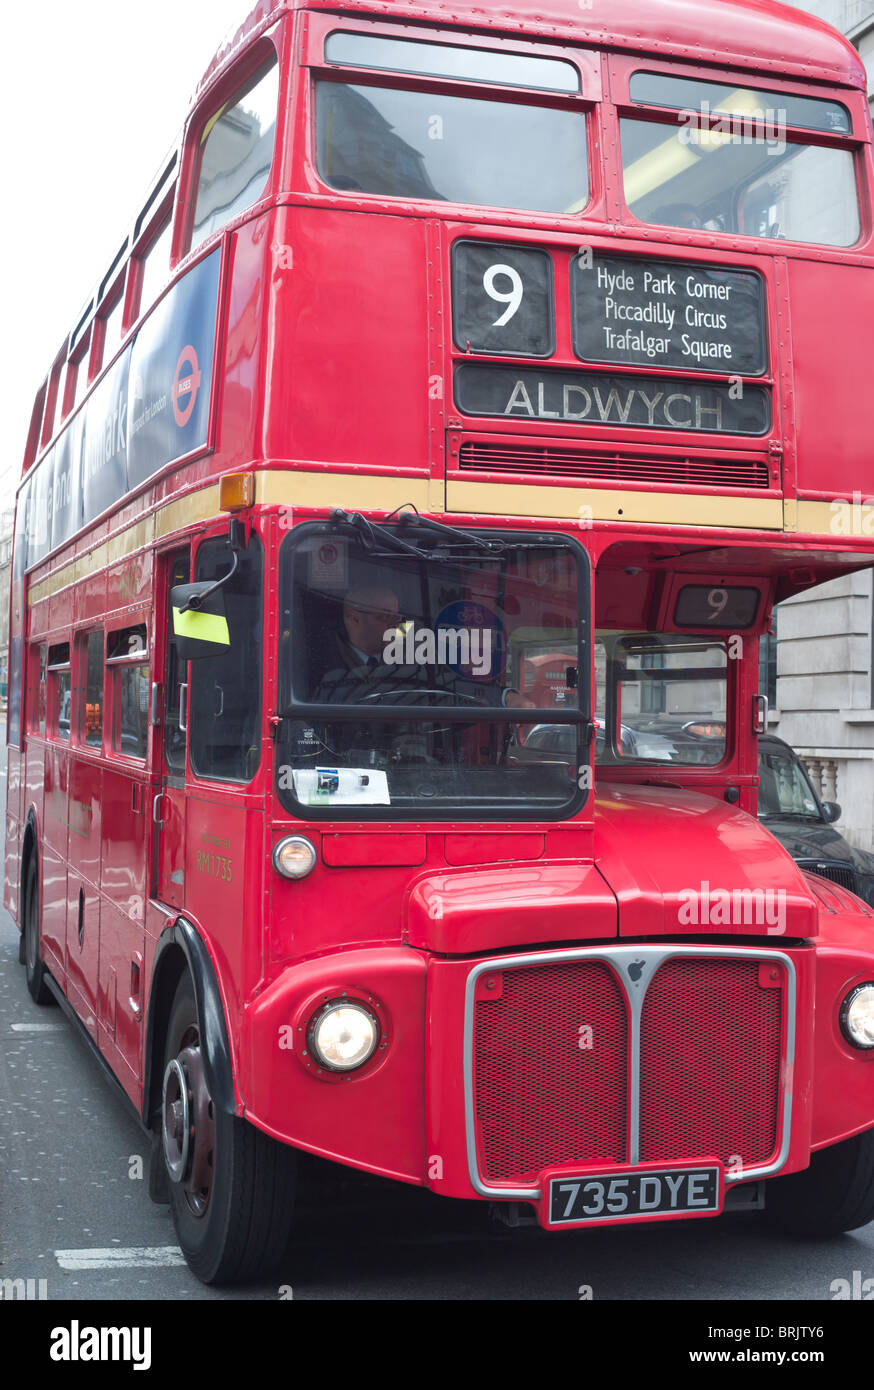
[9,0,874,1283]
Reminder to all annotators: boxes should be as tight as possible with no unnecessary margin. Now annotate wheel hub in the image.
[162,1025,216,1218]
[161,1058,190,1183]
[178,1041,216,1213]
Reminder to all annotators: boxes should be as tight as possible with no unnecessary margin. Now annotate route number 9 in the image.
[706,588,728,620]
[483,263,523,327]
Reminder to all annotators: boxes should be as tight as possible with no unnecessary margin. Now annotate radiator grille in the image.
[473,961,627,1185]
[471,953,785,1186]
[457,440,772,490]
[639,958,783,1168]
[800,861,857,895]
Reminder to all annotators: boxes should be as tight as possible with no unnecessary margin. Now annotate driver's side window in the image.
[163,548,190,777]
[188,533,263,783]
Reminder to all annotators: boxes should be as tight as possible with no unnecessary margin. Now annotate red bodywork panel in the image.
[593,784,818,938]
[406,860,617,952]
[788,257,874,501]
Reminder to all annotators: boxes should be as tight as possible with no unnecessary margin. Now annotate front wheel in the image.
[765,1128,874,1236]
[161,973,297,1283]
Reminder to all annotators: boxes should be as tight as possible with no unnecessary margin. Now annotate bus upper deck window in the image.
[324,32,579,93]
[190,54,279,252]
[100,292,125,371]
[621,73,860,247]
[139,215,173,315]
[315,81,588,215]
[70,336,91,412]
[629,72,851,136]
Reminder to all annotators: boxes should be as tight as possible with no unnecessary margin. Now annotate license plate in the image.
[546,1165,721,1227]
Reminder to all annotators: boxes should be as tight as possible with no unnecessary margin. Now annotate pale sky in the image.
[0,0,256,514]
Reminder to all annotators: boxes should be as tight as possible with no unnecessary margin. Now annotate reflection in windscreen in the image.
[621,118,859,247]
[276,529,587,816]
[316,82,589,212]
[503,633,728,767]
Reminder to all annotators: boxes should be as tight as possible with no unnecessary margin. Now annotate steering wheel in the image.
[358,688,488,705]
[354,686,538,769]
[357,687,517,765]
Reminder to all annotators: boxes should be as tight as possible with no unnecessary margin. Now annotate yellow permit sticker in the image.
[172,607,230,645]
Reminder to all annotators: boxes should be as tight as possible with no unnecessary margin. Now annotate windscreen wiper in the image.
[329,508,429,559]
[330,505,512,559]
[392,506,505,554]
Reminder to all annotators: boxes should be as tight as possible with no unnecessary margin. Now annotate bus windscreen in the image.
[276,526,589,818]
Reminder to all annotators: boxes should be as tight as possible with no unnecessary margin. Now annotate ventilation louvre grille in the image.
[458,440,772,490]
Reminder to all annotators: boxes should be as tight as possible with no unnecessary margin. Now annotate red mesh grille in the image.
[458,441,771,490]
[473,962,627,1185]
[639,958,783,1168]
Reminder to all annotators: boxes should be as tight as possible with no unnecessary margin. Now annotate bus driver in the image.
[310,583,532,761]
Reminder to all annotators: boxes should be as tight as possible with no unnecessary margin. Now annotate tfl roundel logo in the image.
[172,346,202,428]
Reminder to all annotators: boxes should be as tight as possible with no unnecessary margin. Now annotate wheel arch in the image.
[143,918,237,1127]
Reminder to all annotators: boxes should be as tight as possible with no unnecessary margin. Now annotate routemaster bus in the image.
[8,0,874,1284]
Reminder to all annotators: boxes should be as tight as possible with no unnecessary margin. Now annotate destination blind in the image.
[454,364,770,435]
[571,255,766,375]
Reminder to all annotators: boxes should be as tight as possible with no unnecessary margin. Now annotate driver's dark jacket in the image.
[311,631,501,759]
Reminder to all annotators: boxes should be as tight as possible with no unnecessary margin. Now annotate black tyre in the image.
[765,1128,874,1236]
[23,853,53,1006]
[160,973,296,1284]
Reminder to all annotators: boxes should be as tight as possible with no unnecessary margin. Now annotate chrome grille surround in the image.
[463,944,796,1201]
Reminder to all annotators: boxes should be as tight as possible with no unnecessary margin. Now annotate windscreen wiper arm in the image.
[393,507,505,553]
[330,506,510,558]
[329,508,430,559]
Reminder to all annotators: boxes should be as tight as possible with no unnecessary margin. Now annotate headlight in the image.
[273,835,317,880]
[308,1001,379,1072]
[840,983,874,1049]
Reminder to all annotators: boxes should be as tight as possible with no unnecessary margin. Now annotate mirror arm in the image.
[175,522,243,614]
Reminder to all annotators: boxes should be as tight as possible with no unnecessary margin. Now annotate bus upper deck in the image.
[14,0,874,590]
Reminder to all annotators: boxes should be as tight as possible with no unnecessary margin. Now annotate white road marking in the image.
[55,1246,186,1270]
[10,1023,64,1032]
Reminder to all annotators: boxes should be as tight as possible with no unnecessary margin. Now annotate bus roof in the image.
[199,0,867,95]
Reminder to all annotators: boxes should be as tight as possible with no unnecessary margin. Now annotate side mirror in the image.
[170,521,244,661]
[821,801,842,824]
[171,582,229,661]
